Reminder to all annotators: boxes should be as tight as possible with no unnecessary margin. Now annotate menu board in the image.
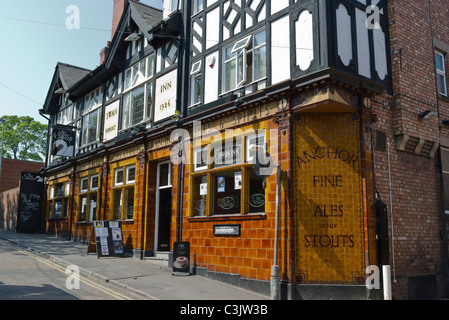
[16,172,44,233]
[89,221,125,258]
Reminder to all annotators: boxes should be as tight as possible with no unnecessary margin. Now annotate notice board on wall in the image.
[16,172,44,233]
[87,221,126,258]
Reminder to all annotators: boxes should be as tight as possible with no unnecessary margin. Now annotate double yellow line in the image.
[0,239,134,300]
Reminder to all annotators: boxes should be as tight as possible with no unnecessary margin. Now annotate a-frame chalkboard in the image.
[87,221,126,258]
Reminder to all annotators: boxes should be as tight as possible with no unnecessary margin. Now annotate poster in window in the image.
[200,183,208,196]
[217,176,225,193]
[234,172,242,190]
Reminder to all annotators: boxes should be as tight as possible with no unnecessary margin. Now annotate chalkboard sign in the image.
[16,172,44,233]
[89,221,126,258]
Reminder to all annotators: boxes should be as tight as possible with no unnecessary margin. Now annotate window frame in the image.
[121,54,155,131]
[78,174,100,222]
[222,29,267,94]
[190,133,267,218]
[436,51,447,97]
[111,164,137,221]
[47,181,70,220]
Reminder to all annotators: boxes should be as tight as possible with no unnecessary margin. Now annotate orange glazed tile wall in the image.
[176,115,291,283]
[293,114,365,284]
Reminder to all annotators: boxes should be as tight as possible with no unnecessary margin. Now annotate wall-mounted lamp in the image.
[418,110,436,120]
[125,33,142,42]
[54,88,66,94]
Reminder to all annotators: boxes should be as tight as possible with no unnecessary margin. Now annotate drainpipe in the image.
[176,135,184,243]
[387,141,396,286]
[271,163,281,300]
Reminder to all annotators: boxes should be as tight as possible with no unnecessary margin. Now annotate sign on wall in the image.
[103,100,120,142]
[52,126,76,158]
[154,69,177,123]
[294,114,364,285]
[16,172,44,233]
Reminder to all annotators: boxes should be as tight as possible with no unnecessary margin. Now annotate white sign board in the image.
[154,69,177,123]
[103,100,120,141]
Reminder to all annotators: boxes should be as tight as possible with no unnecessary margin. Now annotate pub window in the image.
[223,29,267,93]
[192,0,204,15]
[190,60,202,106]
[122,55,154,130]
[48,181,70,219]
[78,174,100,222]
[441,148,449,214]
[436,51,447,97]
[191,134,266,217]
[112,165,136,221]
[81,107,101,146]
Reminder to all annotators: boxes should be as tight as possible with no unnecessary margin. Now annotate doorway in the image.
[155,161,172,252]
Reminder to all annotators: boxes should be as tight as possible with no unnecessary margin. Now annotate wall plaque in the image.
[214,224,241,237]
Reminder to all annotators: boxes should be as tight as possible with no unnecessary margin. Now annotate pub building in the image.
[39,0,449,299]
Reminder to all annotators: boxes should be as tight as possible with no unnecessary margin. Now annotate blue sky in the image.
[0,0,163,124]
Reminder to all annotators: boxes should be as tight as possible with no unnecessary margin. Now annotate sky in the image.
[0,0,163,125]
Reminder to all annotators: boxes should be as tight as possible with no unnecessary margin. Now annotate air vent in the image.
[373,130,387,151]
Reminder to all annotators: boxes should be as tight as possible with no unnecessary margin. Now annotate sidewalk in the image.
[0,230,269,300]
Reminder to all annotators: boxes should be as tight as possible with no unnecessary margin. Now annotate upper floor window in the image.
[122,55,155,130]
[81,87,103,147]
[223,29,267,93]
[192,0,204,15]
[57,104,74,125]
[436,51,447,97]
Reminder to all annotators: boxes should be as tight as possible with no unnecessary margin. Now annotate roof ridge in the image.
[129,0,163,13]
[57,62,92,72]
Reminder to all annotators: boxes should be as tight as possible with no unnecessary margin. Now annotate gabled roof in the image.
[58,63,91,89]
[68,1,163,98]
[104,0,163,70]
[41,62,91,114]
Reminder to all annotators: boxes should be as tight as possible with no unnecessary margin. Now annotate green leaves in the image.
[0,115,48,162]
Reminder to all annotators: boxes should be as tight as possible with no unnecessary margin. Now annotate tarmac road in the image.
[0,238,144,300]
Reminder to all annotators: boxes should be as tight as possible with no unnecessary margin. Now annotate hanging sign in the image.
[52,125,76,158]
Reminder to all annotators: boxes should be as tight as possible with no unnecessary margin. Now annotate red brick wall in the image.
[0,158,43,193]
[0,187,19,232]
[369,0,449,299]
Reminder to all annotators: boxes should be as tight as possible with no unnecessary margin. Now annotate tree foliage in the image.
[0,115,48,162]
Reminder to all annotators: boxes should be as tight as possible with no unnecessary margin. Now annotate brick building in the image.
[0,158,43,193]
[38,0,449,300]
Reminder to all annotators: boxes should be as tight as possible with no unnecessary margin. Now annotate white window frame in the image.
[126,166,136,185]
[222,30,267,94]
[122,55,155,130]
[190,60,202,106]
[81,107,101,147]
[157,161,172,189]
[115,168,124,187]
[246,131,266,163]
[80,177,89,193]
[436,51,447,96]
[194,147,208,172]
[90,175,99,191]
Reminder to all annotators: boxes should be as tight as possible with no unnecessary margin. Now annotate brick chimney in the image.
[112,0,127,41]
[100,0,139,65]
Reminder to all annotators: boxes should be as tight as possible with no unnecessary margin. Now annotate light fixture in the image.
[125,33,142,42]
[418,110,436,120]
[54,88,66,94]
